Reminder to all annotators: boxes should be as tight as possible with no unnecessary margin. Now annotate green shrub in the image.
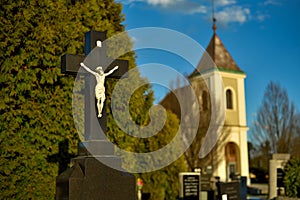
[284,159,300,198]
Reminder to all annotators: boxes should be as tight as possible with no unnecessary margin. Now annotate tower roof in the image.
[206,32,242,72]
[191,31,244,77]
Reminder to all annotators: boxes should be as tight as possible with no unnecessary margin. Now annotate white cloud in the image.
[120,0,138,4]
[146,0,178,6]
[216,0,236,6]
[169,1,207,14]
[252,0,281,23]
[120,0,207,14]
[262,0,281,6]
[120,0,255,25]
[215,6,251,25]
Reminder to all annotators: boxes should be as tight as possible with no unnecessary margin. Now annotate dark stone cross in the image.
[61,30,128,142]
[56,31,135,200]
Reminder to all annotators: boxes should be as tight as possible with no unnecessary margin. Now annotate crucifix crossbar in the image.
[61,30,128,141]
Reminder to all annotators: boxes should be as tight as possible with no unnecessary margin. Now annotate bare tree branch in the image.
[251,81,300,156]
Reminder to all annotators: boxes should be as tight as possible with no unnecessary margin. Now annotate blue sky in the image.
[117,0,300,130]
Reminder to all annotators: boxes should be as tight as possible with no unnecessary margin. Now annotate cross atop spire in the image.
[212,0,217,33]
[213,17,217,33]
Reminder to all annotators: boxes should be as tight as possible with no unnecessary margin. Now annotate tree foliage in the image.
[106,69,187,199]
[0,0,125,198]
[133,111,187,200]
[0,0,186,199]
[250,81,300,156]
[284,159,300,198]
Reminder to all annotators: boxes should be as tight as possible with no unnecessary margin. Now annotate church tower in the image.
[190,23,250,183]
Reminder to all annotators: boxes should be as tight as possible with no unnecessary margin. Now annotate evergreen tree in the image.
[284,159,300,198]
[107,69,187,199]
[1,0,186,199]
[0,0,125,198]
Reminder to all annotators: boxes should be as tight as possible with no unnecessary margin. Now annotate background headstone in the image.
[216,176,247,200]
[179,172,201,200]
[200,174,215,200]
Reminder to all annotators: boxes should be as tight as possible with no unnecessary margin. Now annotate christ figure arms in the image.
[104,66,119,76]
[80,62,98,76]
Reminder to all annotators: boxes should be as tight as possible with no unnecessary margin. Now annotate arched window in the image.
[202,91,209,111]
[226,89,233,109]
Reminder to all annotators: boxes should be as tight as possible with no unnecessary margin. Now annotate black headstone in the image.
[239,176,247,200]
[179,172,200,200]
[219,182,240,200]
[201,175,211,191]
[277,168,285,187]
[56,157,136,200]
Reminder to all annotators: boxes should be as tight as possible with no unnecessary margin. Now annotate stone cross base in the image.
[56,141,136,200]
[77,140,115,157]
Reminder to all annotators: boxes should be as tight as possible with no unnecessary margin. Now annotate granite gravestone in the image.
[56,30,136,200]
[216,176,247,200]
[179,172,201,200]
[200,175,214,200]
[218,181,240,200]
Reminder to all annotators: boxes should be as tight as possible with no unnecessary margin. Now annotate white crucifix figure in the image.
[80,41,118,118]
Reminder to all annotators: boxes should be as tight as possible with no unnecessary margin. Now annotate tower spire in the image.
[212,0,217,33]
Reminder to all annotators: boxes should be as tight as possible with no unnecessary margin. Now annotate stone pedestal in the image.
[56,142,136,200]
[269,154,290,200]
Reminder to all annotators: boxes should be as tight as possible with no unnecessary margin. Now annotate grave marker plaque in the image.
[179,172,200,200]
[200,174,211,191]
[277,168,285,187]
[219,182,240,200]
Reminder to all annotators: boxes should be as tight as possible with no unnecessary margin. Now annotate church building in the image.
[161,23,250,183]
[194,24,249,183]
